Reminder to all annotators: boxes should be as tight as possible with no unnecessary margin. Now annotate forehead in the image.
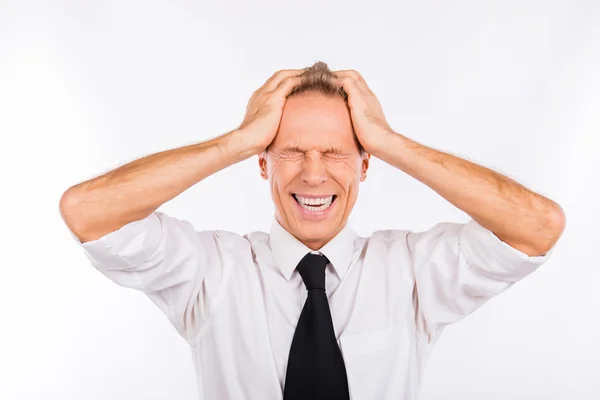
[274,94,355,150]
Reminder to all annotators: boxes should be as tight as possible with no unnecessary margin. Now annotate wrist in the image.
[365,129,402,158]
[220,129,264,163]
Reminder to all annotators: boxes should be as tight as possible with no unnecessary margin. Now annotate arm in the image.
[59,69,305,243]
[59,70,304,343]
[370,132,566,256]
[59,129,249,243]
[58,130,254,342]
[333,69,565,340]
[332,69,566,256]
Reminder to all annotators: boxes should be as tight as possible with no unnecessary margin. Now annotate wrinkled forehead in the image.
[273,95,356,151]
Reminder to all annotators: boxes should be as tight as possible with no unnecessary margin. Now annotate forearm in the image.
[60,129,252,243]
[371,131,566,256]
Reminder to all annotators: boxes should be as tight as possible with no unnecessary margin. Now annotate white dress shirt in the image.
[70,211,552,400]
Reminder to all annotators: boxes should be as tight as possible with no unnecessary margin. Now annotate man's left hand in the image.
[333,69,394,155]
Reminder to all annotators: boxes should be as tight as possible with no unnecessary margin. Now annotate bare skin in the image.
[331,69,566,256]
[60,69,305,243]
[60,67,565,258]
[258,93,369,250]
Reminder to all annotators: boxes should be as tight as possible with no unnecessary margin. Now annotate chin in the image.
[296,223,330,238]
[289,216,339,244]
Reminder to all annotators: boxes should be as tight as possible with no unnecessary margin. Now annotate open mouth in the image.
[291,193,337,212]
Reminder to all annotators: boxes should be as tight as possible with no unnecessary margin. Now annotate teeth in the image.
[294,194,334,205]
[298,201,333,212]
[293,194,335,213]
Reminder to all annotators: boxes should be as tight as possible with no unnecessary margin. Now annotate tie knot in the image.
[296,252,329,290]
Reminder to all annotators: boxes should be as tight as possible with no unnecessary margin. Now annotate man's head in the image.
[258,61,370,250]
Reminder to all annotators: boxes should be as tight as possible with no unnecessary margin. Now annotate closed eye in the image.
[279,147,348,158]
[325,151,349,158]
[280,149,304,157]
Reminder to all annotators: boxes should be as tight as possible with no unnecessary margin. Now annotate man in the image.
[59,61,566,400]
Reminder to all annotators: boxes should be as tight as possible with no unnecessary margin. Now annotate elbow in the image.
[546,201,567,242]
[531,203,567,256]
[59,187,88,240]
[59,187,82,223]
[550,202,567,237]
[59,188,76,221]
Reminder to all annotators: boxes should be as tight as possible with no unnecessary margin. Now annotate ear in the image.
[258,151,268,180]
[359,152,370,182]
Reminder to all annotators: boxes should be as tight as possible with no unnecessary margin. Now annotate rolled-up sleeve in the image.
[407,218,555,339]
[70,211,226,343]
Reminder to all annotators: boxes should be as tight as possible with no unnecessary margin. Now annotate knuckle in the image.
[286,75,302,84]
[348,70,363,81]
[277,69,298,75]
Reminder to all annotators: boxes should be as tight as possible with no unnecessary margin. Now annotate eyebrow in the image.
[282,145,347,154]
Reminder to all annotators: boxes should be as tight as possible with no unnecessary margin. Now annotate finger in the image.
[334,75,369,98]
[273,75,304,98]
[264,69,306,92]
[333,70,371,95]
[332,69,363,82]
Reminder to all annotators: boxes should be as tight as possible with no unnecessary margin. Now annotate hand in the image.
[333,70,394,154]
[237,69,305,155]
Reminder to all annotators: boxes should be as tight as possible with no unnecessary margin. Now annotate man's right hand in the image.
[60,69,305,243]
[235,69,305,155]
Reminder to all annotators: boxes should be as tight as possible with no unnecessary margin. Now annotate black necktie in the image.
[283,252,350,400]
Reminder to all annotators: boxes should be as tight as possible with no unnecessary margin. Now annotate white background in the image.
[1,0,598,399]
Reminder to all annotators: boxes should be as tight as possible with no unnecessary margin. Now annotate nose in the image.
[301,153,327,186]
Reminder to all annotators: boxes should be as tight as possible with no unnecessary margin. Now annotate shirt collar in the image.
[269,217,358,281]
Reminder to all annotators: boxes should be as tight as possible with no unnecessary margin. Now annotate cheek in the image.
[328,160,362,186]
[270,162,299,187]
